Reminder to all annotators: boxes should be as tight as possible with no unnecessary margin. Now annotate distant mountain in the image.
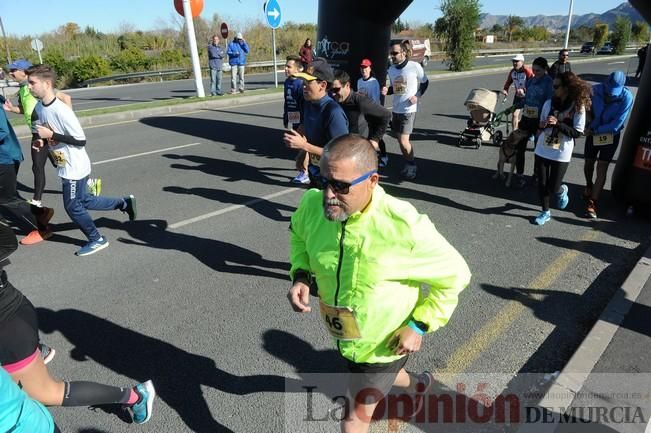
[480,2,645,32]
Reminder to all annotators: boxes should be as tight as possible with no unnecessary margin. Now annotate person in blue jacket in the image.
[1,367,58,433]
[227,32,250,94]
[207,35,225,96]
[583,70,633,219]
[512,57,553,188]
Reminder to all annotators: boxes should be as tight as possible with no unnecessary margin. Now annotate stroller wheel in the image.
[493,130,503,146]
[475,138,482,149]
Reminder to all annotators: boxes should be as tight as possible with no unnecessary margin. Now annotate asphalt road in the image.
[4,50,633,114]
[7,57,649,433]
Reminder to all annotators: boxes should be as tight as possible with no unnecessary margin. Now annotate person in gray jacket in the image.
[207,35,225,96]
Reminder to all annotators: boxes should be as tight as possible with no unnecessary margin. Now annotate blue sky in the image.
[1,0,629,37]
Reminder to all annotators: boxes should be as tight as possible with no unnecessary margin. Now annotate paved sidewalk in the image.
[519,243,651,433]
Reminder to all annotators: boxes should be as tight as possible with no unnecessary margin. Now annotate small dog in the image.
[493,129,528,187]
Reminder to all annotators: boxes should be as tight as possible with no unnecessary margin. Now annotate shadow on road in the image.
[140,116,295,160]
[38,308,295,433]
[96,217,290,280]
[162,153,293,187]
[163,186,294,222]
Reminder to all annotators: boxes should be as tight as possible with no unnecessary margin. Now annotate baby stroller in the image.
[458,88,515,149]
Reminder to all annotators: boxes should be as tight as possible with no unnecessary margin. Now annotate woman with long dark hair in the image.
[299,38,314,68]
[532,72,591,225]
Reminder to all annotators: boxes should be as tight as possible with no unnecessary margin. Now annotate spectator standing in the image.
[502,54,534,131]
[382,40,429,179]
[549,49,572,79]
[583,71,633,219]
[207,35,225,96]
[299,38,314,69]
[227,32,250,94]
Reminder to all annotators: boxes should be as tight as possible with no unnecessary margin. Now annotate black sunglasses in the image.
[315,170,377,194]
[389,51,402,56]
[330,87,342,93]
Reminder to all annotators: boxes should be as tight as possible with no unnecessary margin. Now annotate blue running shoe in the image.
[76,237,109,256]
[291,171,310,185]
[131,380,156,424]
[534,210,551,225]
[557,184,569,209]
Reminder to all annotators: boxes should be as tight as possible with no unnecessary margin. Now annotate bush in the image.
[70,55,111,85]
[110,48,151,72]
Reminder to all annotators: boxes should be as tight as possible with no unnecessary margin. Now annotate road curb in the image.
[516,243,651,433]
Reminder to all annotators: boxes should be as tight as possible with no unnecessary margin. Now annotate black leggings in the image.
[31,147,52,202]
[378,138,387,157]
[535,155,569,211]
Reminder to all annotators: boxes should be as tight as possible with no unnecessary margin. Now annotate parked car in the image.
[389,38,432,67]
[597,42,615,55]
[580,42,595,54]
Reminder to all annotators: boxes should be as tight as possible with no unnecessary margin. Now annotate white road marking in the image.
[607,61,626,65]
[169,188,298,229]
[92,142,202,165]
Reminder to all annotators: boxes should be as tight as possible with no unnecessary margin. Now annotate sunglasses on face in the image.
[390,51,402,56]
[315,170,377,194]
[330,87,342,93]
[553,84,562,89]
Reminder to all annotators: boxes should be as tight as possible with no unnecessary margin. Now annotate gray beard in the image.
[324,199,349,221]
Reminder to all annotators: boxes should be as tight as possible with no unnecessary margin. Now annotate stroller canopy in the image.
[464,88,498,114]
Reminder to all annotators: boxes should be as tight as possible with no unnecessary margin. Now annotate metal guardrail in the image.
[81,62,277,87]
[79,45,640,87]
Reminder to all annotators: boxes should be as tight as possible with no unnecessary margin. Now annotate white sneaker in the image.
[27,199,42,207]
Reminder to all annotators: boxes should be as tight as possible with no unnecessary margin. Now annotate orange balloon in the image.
[174,0,204,17]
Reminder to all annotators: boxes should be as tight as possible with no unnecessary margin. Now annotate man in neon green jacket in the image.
[288,134,471,433]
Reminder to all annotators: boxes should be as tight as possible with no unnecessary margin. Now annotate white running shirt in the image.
[387,61,427,114]
[34,98,90,180]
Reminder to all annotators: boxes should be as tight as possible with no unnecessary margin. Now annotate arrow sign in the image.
[264,0,281,29]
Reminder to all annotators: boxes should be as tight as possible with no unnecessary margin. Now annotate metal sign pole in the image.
[37,47,43,64]
[563,0,574,49]
[272,28,278,88]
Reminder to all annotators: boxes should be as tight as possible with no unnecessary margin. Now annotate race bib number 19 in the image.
[319,300,362,340]
[523,105,539,119]
[594,133,614,146]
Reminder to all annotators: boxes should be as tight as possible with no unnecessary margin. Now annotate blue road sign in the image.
[265,0,282,29]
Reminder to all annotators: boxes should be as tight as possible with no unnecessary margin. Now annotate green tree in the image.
[593,23,609,50]
[59,22,80,40]
[110,47,151,72]
[439,0,481,71]
[611,16,631,55]
[490,23,504,39]
[505,15,524,42]
[392,18,410,34]
[631,21,649,44]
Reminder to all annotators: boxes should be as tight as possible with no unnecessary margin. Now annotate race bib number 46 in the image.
[594,133,614,146]
[319,300,361,340]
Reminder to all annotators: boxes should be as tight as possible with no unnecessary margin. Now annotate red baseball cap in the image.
[360,58,372,67]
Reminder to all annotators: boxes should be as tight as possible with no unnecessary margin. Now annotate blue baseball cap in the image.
[606,71,626,97]
[6,59,32,71]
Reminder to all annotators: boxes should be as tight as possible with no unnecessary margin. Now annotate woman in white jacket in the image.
[533,72,592,225]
